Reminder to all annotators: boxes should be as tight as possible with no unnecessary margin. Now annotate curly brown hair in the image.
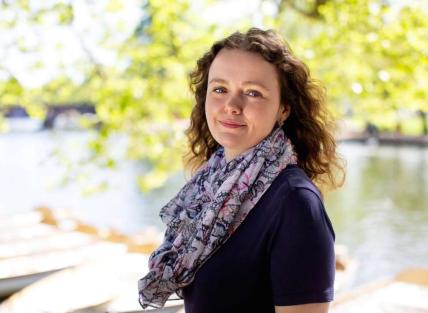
[184,27,345,191]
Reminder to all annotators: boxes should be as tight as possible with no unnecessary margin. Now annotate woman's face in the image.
[205,48,289,161]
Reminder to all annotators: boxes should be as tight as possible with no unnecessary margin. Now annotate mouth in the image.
[219,120,245,128]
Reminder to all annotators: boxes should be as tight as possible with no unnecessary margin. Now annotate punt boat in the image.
[331,268,428,313]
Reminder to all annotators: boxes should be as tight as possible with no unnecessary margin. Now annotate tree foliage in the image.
[0,0,218,191]
[1,0,427,192]
[266,0,428,130]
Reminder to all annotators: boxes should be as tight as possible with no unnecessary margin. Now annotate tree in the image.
[0,0,218,191]
[1,0,427,194]
[267,0,428,132]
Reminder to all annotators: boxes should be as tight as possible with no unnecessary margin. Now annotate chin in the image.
[213,135,242,147]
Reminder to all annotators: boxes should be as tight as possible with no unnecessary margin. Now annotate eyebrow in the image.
[208,78,271,92]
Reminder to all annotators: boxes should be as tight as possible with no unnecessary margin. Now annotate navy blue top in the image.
[181,164,336,313]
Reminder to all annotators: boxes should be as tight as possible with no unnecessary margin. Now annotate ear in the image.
[279,103,291,121]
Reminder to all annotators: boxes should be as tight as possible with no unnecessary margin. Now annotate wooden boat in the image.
[0,236,128,298]
[0,253,185,313]
[0,207,161,299]
[331,268,428,313]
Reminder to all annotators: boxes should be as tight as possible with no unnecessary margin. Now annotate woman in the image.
[138,28,345,313]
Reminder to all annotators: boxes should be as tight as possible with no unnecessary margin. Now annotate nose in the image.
[224,93,243,114]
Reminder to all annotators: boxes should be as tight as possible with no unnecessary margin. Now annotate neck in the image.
[224,149,240,162]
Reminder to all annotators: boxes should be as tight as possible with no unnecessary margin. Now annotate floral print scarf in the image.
[138,126,297,309]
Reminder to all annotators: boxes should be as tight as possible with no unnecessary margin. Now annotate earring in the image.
[277,119,284,128]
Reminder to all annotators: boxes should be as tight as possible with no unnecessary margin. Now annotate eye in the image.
[246,90,262,98]
[212,86,226,94]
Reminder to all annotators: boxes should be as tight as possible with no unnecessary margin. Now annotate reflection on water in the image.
[326,143,428,289]
[0,132,427,290]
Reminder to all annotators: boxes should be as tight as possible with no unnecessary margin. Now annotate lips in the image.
[219,120,245,128]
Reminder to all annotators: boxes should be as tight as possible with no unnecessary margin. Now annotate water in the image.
[326,143,428,289]
[0,131,427,290]
[0,131,185,233]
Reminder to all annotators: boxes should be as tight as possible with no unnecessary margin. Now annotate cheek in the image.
[205,97,219,117]
[246,105,278,128]
[204,100,216,127]
[245,105,268,120]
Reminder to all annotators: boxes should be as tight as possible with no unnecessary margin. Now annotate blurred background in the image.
[0,0,427,312]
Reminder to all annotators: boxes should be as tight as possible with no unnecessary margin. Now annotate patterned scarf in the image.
[138,126,297,309]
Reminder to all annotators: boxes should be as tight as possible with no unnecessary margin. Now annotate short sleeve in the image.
[269,187,336,306]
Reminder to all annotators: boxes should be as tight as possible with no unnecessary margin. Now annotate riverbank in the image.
[338,132,428,147]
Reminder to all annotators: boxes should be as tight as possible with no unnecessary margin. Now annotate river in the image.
[0,130,427,291]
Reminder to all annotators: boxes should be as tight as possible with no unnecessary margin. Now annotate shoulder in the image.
[267,164,335,240]
[271,164,322,202]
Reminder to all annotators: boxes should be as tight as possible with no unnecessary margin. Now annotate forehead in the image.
[208,49,279,86]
